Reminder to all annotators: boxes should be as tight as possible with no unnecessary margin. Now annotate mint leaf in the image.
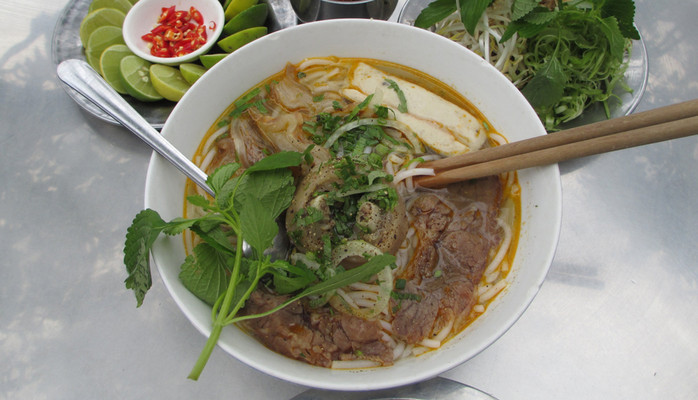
[239,199,278,256]
[123,209,165,307]
[500,17,549,43]
[207,163,240,194]
[459,0,494,35]
[245,150,303,173]
[238,168,296,220]
[600,0,639,40]
[511,0,539,20]
[186,194,212,209]
[521,56,567,108]
[189,222,237,254]
[523,7,557,25]
[179,242,233,305]
[414,0,457,28]
[161,217,199,236]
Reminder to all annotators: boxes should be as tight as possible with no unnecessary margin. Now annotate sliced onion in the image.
[328,240,393,319]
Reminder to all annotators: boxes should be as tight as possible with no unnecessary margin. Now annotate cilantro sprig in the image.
[123,151,395,380]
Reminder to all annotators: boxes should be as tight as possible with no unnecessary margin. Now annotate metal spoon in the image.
[56,59,289,259]
[56,59,213,196]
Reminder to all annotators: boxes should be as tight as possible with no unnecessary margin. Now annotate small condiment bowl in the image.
[122,0,224,65]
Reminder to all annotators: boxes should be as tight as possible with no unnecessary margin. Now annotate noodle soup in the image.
[184,57,520,369]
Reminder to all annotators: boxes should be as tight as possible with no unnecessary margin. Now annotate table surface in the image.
[1,1,697,399]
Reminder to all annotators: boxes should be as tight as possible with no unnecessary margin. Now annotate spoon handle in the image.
[56,59,213,196]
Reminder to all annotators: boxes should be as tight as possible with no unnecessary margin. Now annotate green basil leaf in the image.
[414,0,457,29]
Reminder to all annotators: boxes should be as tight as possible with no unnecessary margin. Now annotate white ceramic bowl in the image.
[145,19,561,391]
[122,0,224,65]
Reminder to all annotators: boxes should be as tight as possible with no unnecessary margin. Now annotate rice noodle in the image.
[393,168,435,184]
[392,341,406,359]
[419,338,441,348]
[483,218,512,278]
[478,279,507,303]
[432,318,454,342]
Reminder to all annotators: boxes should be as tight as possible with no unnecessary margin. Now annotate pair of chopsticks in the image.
[415,99,698,188]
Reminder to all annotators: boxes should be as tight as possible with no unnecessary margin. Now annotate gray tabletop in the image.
[1,0,697,399]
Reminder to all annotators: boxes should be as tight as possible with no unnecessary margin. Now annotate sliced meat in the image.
[241,289,393,367]
[391,177,503,344]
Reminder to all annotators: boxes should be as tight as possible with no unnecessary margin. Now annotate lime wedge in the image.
[150,64,191,102]
[119,55,163,102]
[85,25,125,72]
[99,44,133,94]
[222,3,268,36]
[217,26,267,53]
[88,0,132,15]
[79,8,125,46]
[179,63,207,84]
[224,0,258,20]
[126,0,139,4]
[199,53,227,69]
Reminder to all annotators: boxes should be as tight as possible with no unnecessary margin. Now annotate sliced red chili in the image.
[143,5,207,58]
[190,7,203,25]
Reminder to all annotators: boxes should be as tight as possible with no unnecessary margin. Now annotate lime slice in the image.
[79,8,125,46]
[85,25,125,72]
[224,0,258,21]
[217,26,267,53]
[222,3,268,36]
[99,44,133,94]
[119,55,163,102]
[150,64,191,102]
[126,0,139,4]
[88,0,132,15]
[179,63,207,84]
[199,53,227,69]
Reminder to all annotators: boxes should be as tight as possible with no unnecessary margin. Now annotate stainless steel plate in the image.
[290,377,498,400]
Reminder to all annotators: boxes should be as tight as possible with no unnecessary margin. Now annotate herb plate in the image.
[397,0,649,129]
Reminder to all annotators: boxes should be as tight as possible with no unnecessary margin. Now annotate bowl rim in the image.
[122,0,224,65]
[146,19,561,391]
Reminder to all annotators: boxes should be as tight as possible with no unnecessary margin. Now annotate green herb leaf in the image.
[511,0,539,20]
[522,6,557,25]
[459,0,494,35]
[189,223,237,255]
[384,79,408,113]
[238,168,296,220]
[601,0,640,40]
[414,0,457,29]
[123,209,166,307]
[179,242,233,305]
[186,194,212,209]
[270,260,317,294]
[521,56,567,108]
[598,16,626,61]
[239,199,279,256]
[245,150,303,173]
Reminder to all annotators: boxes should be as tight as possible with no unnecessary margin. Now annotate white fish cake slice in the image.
[342,63,487,156]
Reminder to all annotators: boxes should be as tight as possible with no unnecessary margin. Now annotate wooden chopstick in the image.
[415,99,698,188]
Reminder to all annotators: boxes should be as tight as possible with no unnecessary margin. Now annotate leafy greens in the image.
[414,0,640,131]
[123,151,396,380]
